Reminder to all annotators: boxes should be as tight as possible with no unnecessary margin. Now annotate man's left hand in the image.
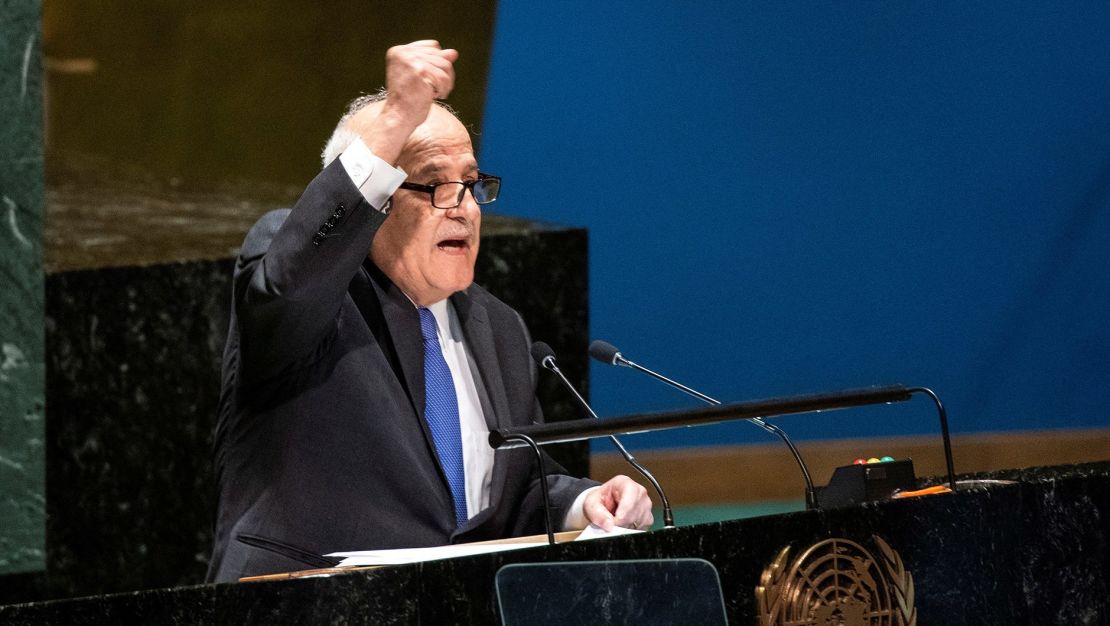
[582,475,655,531]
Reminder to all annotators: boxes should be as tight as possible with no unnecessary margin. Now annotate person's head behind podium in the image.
[322,91,486,307]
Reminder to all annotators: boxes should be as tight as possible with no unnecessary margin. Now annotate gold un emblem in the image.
[756,535,916,626]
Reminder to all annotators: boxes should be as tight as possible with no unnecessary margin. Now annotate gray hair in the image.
[320,88,461,168]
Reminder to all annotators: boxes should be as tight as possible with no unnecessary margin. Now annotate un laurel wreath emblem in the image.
[756,535,916,626]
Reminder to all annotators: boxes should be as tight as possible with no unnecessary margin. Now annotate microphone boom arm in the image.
[540,355,676,528]
[615,353,818,510]
[490,385,914,446]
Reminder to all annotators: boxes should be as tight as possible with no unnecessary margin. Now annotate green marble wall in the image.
[0,0,45,574]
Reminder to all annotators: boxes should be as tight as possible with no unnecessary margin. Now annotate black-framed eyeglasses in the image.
[397,173,501,209]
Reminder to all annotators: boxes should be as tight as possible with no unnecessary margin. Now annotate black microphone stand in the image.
[615,357,959,494]
[533,344,676,528]
[592,341,819,510]
[498,433,556,545]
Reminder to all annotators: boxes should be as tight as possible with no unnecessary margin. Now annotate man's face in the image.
[370,107,482,306]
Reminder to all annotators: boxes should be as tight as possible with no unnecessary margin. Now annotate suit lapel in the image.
[365,263,426,422]
[451,290,510,431]
[450,289,514,535]
[366,264,471,531]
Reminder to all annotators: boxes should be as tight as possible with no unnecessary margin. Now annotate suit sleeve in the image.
[512,400,601,534]
[233,157,397,385]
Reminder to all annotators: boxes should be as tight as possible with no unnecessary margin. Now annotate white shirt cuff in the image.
[562,486,600,531]
[338,137,407,211]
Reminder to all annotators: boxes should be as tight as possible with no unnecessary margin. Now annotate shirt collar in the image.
[417,298,454,343]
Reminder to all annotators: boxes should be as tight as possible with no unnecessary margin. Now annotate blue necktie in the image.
[418,307,468,527]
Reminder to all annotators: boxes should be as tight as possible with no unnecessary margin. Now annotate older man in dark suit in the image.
[207,41,653,582]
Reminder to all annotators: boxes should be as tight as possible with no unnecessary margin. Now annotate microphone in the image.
[589,339,819,510]
[530,342,675,529]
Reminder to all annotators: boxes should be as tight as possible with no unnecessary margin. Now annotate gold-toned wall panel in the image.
[42,1,496,192]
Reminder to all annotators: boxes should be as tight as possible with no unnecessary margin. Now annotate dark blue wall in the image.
[480,3,1110,448]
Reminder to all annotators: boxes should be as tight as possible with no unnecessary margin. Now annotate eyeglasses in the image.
[397,173,501,209]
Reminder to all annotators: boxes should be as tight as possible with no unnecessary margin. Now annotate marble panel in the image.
[0,0,45,576]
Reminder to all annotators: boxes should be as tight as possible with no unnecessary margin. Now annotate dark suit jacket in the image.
[207,160,595,582]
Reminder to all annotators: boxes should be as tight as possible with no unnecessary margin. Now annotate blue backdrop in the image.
[479,2,1110,448]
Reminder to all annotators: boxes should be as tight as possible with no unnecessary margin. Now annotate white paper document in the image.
[573,523,646,541]
[326,524,645,567]
[327,541,548,567]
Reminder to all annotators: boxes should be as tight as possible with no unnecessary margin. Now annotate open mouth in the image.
[436,238,470,253]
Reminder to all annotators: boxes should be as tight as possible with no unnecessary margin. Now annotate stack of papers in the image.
[327,524,644,567]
